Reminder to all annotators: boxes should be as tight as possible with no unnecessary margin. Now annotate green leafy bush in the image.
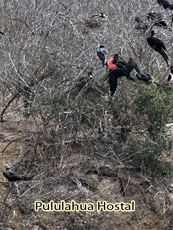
[125,85,173,174]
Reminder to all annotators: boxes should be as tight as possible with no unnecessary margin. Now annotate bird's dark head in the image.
[99,13,106,18]
[170,66,173,72]
[88,71,93,79]
[99,45,105,48]
[5,167,10,171]
[135,17,141,23]
[113,53,119,62]
[151,30,156,37]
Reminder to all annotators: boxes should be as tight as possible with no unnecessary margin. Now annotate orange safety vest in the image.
[107,58,118,69]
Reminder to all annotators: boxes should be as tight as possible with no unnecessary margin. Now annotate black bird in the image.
[3,168,34,182]
[114,55,142,75]
[136,72,161,86]
[167,65,173,82]
[147,30,169,67]
[109,68,135,96]
[157,0,171,9]
[0,31,4,35]
[135,17,148,31]
[96,45,107,67]
[147,12,167,28]
[136,72,152,82]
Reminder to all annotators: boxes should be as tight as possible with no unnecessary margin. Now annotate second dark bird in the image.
[147,30,169,67]
[157,0,171,9]
[135,17,148,32]
[147,12,168,28]
[3,167,34,182]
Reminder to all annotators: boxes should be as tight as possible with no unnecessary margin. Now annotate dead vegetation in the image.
[0,0,172,229]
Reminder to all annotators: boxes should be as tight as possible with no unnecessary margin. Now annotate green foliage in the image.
[109,84,173,175]
[134,85,173,138]
[125,137,167,175]
[36,87,68,123]
[41,88,67,107]
[120,84,173,175]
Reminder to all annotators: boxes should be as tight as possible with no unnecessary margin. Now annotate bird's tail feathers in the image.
[104,59,108,66]
[153,80,161,86]
[152,78,161,86]
[22,175,34,181]
[159,48,169,66]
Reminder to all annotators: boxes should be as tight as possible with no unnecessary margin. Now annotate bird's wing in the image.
[3,171,22,181]
[109,73,118,96]
[97,52,105,60]
[156,39,167,50]
[147,37,167,51]
[22,175,34,180]
[157,48,169,66]
[7,170,16,176]
[89,14,99,18]
[136,73,143,81]
[143,72,152,80]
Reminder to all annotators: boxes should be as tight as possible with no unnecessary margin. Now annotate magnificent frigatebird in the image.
[3,168,34,182]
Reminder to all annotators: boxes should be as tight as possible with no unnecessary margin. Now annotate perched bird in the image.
[157,0,171,9]
[167,65,173,82]
[136,72,161,86]
[88,71,93,79]
[3,167,34,182]
[135,17,149,32]
[147,12,168,28]
[78,13,108,28]
[96,45,107,67]
[90,12,108,19]
[109,68,135,96]
[147,30,169,67]
[135,17,142,23]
